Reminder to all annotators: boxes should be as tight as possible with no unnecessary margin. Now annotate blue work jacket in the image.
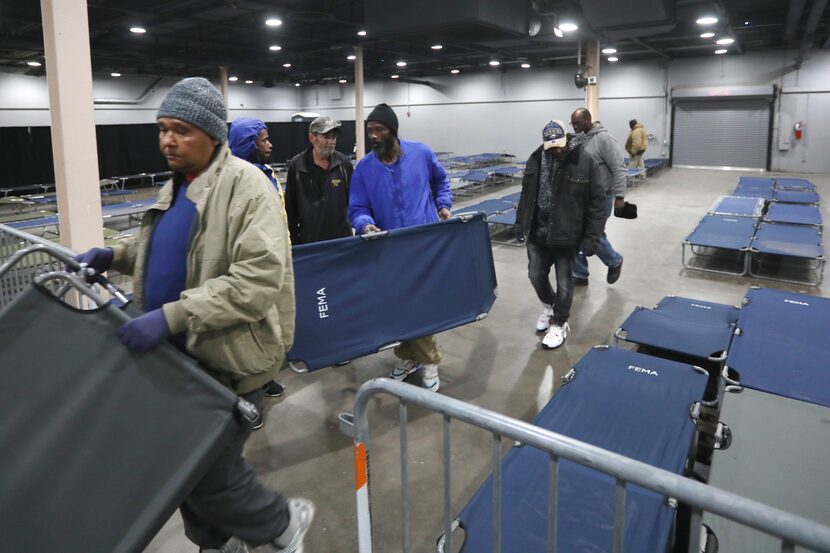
[349,140,451,234]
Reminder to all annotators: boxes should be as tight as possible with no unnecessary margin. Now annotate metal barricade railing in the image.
[0,225,129,309]
[347,378,830,553]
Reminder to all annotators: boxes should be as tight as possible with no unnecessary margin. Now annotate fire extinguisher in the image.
[794,121,804,140]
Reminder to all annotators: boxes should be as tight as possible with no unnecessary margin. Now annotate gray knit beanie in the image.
[157,77,228,143]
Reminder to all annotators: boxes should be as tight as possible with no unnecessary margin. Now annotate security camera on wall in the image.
[574,65,589,89]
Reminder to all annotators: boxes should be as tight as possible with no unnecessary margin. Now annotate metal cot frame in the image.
[345,378,830,553]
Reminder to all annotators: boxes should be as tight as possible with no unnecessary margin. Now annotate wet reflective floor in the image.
[145,168,828,552]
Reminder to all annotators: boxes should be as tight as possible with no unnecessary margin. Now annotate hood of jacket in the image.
[586,122,608,137]
[632,123,645,131]
[229,118,267,163]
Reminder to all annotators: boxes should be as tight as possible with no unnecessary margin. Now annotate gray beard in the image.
[316,146,335,158]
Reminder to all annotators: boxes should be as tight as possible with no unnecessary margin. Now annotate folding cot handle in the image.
[713,422,732,450]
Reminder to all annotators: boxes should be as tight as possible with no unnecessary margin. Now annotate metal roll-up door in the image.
[672,98,771,170]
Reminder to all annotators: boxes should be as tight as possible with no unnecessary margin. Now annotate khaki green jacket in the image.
[625,123,648,156]
[111,145,295,394]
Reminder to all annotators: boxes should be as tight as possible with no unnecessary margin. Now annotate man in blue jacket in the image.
[349,103,452,392]
[229,118,287,411]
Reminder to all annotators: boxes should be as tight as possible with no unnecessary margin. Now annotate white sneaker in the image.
[541,322,569,350]
[390,359,422,380]
[202,537,249,553]
[535,304,554,332]
[256,498,315,553]
[421,364,440,392]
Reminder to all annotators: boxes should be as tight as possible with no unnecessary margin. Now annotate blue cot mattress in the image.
[457,347,707,553]
[726,288,830,408]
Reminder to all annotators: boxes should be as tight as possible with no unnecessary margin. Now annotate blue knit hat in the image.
[157,77,228,143]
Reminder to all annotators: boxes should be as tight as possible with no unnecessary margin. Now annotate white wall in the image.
[3,46,830,173]
[0,72,300,126]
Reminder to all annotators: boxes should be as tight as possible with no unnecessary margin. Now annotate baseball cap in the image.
[309,115,342,134]
[542,120,567,150]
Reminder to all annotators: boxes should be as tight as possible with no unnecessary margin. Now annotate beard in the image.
[370,135,396,156]
[256,150,271,164]
[315,145,335,158]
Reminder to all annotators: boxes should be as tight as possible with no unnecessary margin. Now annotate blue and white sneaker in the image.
[421,364,440,392]
[390,359,422,380]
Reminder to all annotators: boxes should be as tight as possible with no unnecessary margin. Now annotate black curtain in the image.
[0,120,357,191]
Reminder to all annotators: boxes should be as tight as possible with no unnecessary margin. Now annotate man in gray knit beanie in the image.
[158,77,228,143]
[75,75,313,551]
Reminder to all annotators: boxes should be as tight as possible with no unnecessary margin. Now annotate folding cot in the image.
[6,214,60,232]
[499,191,522,203]
[0,247,249,552]
[748,222,824,285]
[287,214,497,371]
[724,287,830,408]
[738,176,774,188]
[774,177,816,191]
[731,184,773,201]
[626,167,645,187]
[763,203,822,226]
[615,296,739,363]
[458,170,491,193]
[700,387,830,553]
[443,346,708,552]
[101,200,150,221]
[682,215,758,275]
[772,188,820,204]
[485,209,523,246]
[455,197,515,217]
[708,195,764,218]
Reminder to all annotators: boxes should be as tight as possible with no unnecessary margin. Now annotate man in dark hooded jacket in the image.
[229,118,287,409]
[515,119,606,350]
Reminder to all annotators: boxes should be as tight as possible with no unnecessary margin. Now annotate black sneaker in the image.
[251,412,264,430]
[573,276,589,286]
[607,257,623,284]
[263,380,285,398]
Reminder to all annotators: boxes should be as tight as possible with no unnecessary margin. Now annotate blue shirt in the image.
[143,181,197,350]
[348,140,451,234]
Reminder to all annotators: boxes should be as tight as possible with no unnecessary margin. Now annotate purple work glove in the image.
[74,247,114,274]
[118,308,171,352]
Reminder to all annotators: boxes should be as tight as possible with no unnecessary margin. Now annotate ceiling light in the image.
[228,76,238,82]
[244,80,253,84]
[608,56,619,62]
[696,16,718,25]
[347,55,356,60]
[744,20,750,25]
[715,49,727,54]
[450,69,460,74]
[265,18,282,27]
[553,27,564,38]
[396,61,407,67]
[269,45,282,51]
[27,61,42,67]
[489,59,500,66]
[357,30,367,36]
[339,79,347,83]
[559,22,578,32]
[283,63,292,68]
[129,27,146,34]
[391,74,399,79]
[716,37,735,45]
[521,63,531,69]
[110,72,121,77]
[431,44,443,50]
[700,32,715,38]
[295,82,300,87]
[602,47,617,54]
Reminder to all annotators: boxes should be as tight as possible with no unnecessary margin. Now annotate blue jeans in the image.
[573,195,622,279]
[527,240,576,324]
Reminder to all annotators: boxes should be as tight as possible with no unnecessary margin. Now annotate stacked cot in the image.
[683,176,824,285]
[444,286,830,552]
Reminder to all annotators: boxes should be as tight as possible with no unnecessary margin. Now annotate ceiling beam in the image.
[631,37,671,60]
[795,0,830,68]
[784,0,808,42]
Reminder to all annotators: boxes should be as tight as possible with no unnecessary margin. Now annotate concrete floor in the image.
[144,167,829,552]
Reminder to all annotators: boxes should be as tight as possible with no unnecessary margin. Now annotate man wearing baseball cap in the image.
[284,115,353,244]
[74,77,312,552]
[515,119,606,349]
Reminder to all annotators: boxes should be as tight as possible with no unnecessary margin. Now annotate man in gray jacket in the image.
[570,108,625,285]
